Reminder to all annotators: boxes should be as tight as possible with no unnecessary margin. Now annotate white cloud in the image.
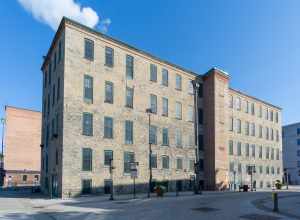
[98,18,111,33]
[18,0,102,31]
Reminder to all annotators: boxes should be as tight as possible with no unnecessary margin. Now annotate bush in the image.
[275,180,282,190]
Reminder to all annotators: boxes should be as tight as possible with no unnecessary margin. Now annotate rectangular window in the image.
[124,152,135,173]
[151,154,157,168]
[251,103,255,115]
[188,80,194,94]
[162,128,169,146]
[84,75,93,103]
[126,55,134,79]
[259,125,263,138]
[229,95,233,108]
[198,134,204,150]
[276,130,279,142]
[271,148,274,160]
[266,166,270,175]
[105,46,114,67]
[198,109,203,124]
[175,102,182,120]
[229,162,234,172]
[259,106,262,118]
[297,139,300,145]
[265,108,269,120]
[266,147,270,159]
[125,120,133,144]
[176,158,183,170]
[104,150,113,166]
[162,97,168,116]
[105,81,114,104]
[162,156,169,169]
[276,149,280,160]
[298,161,300,168]
[271,128,274,140]
[175,74,182,90]
[237,119,241,134]
[245,121,249,135]
[188,106,193,122]
[23,175,27,182]
[84,38,94,60]
[162,68,168,86]
[150,64,157,82]
[245,101,249,113]
[259,146,263,159]
[126,87,134,108]
[82,179,92,194]
[251,144,255,158]
[82,148,92,171]
[229,140,233,155]
[188,135,194,147]
[104,117,113,139]
[238,163,242,173]
[276,112,279,123]
[52,84,55,106]
[266,127,269,140]
[150,94,157,114]
[251,123,255,136]
[236,97,241,110]
[245,143,250,157]
[270,110,274,121]
[229,117,234,131]
[259,166,263,174]
[189,159,195,171]
[237,142,242,156]
[175,128,182,148]
[48,62,51,85]
[297,128,300,135]
[82,112,93,136]
[149,125,157,144]
[53,52,57,71]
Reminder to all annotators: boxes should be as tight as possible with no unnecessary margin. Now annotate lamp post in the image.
[192,80,200,194]
[109,158,115,200]
[146,108,153,198]
[233,170,236,191]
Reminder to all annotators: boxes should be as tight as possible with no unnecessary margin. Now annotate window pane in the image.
[150,94,157,113]
[104,150,113,166]
[124,152,135,173]
[162,128,169,146]
[162,97,168,116]
[175,102,182,119]
[175,128,182,147]
[105,81,113,103]
[84,75,93,103]
[126,87,134,108]
[126,55,134,79]
[105,46,114,67]
[150,64,157,82]
[104,117,113,138]
[84,39,94,60]
[162,156,169,169]
[125,120,133,144]
[229,140,233,155]
[83,113,93,136]
[176,74,182,90]
[149,125,157,144]
[162,69,168,86]
[151,154,157,168]
[176,158,183,169]
[82,148,92,171]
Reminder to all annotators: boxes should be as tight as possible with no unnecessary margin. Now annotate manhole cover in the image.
[240,214,281,220]
[191,207,219,212]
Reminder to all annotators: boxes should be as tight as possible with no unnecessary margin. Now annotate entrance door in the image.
[104,179,112,194]
[51,175,58,197]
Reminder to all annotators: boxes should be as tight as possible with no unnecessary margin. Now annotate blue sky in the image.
[1,0,300,135]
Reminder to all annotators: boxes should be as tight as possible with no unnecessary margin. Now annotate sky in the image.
[1,0,300,139]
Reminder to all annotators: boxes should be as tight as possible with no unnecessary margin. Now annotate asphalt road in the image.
[0,190,299,220]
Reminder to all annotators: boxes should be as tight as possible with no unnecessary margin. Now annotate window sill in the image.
[104,100,113,104]
[104,64,114,68]
[125,105,133,109]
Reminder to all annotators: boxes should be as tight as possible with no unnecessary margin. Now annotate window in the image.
[259,106,262,118]
[229,95,233,108]
[266,166,270,175]
[229,140,233,155]
[237,142,242,156]
[271,148,274,160]
[276,130,279,142]
[84,75,93,103]
[162,97,168,116]
[237,119,241,134]
[82,112,93,136]
[259,125,263,138]
[126,87,134,108]
[150,64,157,82]
[105,81,114,103]
[162,68,168,86]
[151,154,157,168]
[198,134,204,150]
[229,117,234,131]
[198,109,203,124]
[149,125,157,144]
[276,149,280,160]
[150,94,157,114]
[82,179,92,194]
[238,163,242,173]
[245,101,249,113]
[162,128,169,146]
[251,103,255,115]
[259,166,263,174]
[189,159,195,171]
[44,71,47,88]
[188,135,194,147]
[298,161,300,168]
[82,148,92,171]
[126,55,134,79]
[266,147,270,159]
[251,123,255,136]
[297,128,300,135]
[48,62,52,85]
[188,80,194,94]
[266,127,269,140]
[104,117,113,139]
[229,162,234,172]
[276,112,279,123]
[297,139,300,145]
[105,46,114,67]
[54,52,57,70]
[125,120,133,144]
[124,152,135,173]
[162,156,169,169]
[84,38,94,60]
[199,159,204,171]
[175,102,182,120]
[175,128,182,148]
[188,106,193,122]
[245,121,249,135]
[175,74,182,90]
[277,167,280,175]
[259,146,263,159]
[176,158,183,170]
[251,144,255,158]
[270,110,274,121]
[104,150,113,166]
[55,149,58,165]
[265,108,269,120]
[271,167,275,175]
[236,97,241,110]
[23,175,27,182]
[245,143,250,157]
[271,128,274,140]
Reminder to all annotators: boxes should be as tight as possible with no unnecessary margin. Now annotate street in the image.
[0,190,299,220]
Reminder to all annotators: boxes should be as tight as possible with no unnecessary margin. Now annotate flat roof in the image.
[283,122,300,128]
[5,105,41,114]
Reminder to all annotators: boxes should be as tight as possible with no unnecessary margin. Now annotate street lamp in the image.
[191,80,200,194]
[146,108,153,198]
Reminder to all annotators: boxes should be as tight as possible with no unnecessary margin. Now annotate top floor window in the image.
[245,101,249,113]
[229,95,233,108]
[150,94,157,114]
[126,55,134,79]
[150,64,157,82]
[188,81,194,94]
[297,128,300,135]
[259,106,262,118]
[84,75,93,104]
[105,46,114,67]
[236,97,241,111]
[175,74,182,90]
[265,108,269,120]
[275,112,279,123]
[162,69,168,86]
[251,103,255,115]
[84,38,94,61]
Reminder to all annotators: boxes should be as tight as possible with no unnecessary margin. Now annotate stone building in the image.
[40,17,282,198]
[1,106,41,187]
[282,122,300,185]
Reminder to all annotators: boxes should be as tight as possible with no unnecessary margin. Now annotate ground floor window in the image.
[82,179,92,194]
[104,179,112,194]
[22,175,27,182]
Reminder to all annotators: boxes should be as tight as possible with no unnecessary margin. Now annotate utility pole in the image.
[146,108,153,198]
[192,80,200,194]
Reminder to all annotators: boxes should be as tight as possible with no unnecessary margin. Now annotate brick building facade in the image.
[40,17,282,198]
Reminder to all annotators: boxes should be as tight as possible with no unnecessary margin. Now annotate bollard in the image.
[272,192,278,212]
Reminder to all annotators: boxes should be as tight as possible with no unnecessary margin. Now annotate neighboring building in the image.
[282,122,300,185]
[2,106,41,187]
[40,17,282,198]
